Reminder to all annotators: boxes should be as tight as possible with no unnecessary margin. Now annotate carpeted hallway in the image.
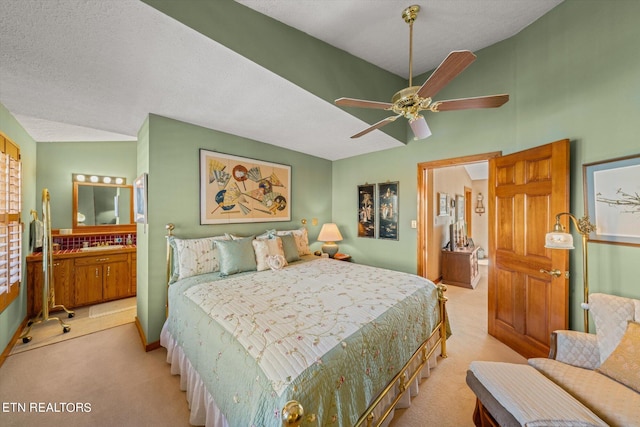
[0,265,525,426]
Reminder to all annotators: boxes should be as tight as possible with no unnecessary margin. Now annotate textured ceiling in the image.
[0,0,563,160]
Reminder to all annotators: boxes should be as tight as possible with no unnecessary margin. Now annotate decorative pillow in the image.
[216,237,257,276]
[167,236,180,284]
[279,233,300,263]
[267,254,287,271]
[226,233,255,241]
[277,227,310,255]
[172,235,229,282]
[252,237,287,271]
[596,321,640,392]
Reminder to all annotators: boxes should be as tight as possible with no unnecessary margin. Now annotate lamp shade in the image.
[409,116,432,140]
[545,231,575,249]
[317,223,343,242]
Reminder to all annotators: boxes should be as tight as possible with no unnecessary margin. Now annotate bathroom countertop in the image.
[27,245,137,260]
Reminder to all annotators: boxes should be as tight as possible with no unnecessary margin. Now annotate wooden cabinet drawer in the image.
[74,253,128,266]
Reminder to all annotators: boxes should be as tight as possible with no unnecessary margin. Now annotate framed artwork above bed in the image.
[199,150,291,224]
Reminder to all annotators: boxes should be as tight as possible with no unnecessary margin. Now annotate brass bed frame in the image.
[165,223,448,427]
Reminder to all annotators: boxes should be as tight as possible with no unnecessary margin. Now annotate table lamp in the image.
[317,223,343,258]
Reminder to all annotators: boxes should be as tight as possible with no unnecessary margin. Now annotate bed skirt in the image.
[161,321,441,427]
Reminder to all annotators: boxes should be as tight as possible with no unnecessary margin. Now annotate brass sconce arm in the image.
[552,212,596,236]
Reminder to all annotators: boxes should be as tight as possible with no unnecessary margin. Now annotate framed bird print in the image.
[199,150,291,224]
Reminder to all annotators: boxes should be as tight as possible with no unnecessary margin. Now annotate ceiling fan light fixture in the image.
[409,115,431,140]
[334,6,509,139]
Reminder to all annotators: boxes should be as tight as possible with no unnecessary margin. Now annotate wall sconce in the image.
[317,223,343,258]
[544,212,596,333]
[475,193,485,215]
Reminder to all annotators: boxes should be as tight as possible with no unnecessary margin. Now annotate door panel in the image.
[489,139,570,358]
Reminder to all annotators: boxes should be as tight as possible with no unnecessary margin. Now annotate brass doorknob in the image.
[540,268,561,278]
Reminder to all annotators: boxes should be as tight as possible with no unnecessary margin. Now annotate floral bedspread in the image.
[164,257,440,427]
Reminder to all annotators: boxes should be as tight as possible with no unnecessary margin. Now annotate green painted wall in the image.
[332,0,640,331]
[139,114,332,343]
[0,103,37,354]
[36,141,137,229]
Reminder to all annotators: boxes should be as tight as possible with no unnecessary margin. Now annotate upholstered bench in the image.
[466,361,607,427]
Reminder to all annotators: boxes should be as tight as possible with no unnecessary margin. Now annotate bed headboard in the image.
[165,223,175,318]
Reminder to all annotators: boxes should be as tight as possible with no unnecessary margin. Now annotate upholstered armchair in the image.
[549,293,639,369]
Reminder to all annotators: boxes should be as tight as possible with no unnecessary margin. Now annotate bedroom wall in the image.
[332,0,640,331]
[471,179,489,255]
[0,103,38,356]
[137,114,333,344]
[35,141,137,229]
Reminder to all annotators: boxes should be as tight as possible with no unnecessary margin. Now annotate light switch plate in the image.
[411,220,417,229]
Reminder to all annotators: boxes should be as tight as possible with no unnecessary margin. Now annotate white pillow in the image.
[276,227,310,255]
[174,235,229,280]
[252,237,287,271]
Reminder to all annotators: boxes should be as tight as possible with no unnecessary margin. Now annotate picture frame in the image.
[357,184,376,238]
[583,154,640,246]
[378,181,399,240]
[456,194,465,222]
[133,173,148,225]
[438,192,448,216]
[200,150,291,224]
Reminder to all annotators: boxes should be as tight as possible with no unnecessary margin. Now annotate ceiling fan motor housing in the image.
[391,86,431,120]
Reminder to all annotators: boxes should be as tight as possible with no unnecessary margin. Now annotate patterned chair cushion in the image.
[529,357,640,427]
[553,330,600,370]
[588,293,638,364]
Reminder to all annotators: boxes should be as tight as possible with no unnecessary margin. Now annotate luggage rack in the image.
[19,189,74,343]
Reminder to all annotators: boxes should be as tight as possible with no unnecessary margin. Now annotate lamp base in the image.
[321,242,339,258]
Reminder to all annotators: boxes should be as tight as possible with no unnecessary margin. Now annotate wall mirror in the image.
[72,182,135,232]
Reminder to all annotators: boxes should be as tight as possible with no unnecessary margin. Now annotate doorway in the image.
[417,152,500,281]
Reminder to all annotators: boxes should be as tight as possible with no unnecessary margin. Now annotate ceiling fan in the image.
[335,5,509,140]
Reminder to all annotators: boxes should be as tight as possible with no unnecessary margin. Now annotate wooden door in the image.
[103,259,130,300]
[488,139,570,358]
[51,259,73,309]
[28,258,74,316]
[74,264,103,305]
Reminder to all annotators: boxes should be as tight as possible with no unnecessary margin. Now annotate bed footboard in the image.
[281,283,448,427]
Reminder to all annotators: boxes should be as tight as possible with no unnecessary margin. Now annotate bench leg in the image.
[473,399,499,427]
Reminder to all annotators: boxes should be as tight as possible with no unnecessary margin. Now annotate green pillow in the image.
[216,237,257,276]
[280,233,300,263]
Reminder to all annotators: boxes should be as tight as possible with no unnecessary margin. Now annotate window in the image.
[0,132,22,314]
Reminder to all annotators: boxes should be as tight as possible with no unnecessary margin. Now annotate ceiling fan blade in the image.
[351,115,401,139]
[335,97,393,110]
[432,94,509,112]
[416,50,477,99]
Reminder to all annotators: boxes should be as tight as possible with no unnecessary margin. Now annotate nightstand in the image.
[333,253,352,262]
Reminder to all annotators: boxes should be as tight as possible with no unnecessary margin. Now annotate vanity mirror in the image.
[72,182,135,232]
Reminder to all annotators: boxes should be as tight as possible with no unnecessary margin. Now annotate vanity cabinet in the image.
[74,254,130,305]
[27,258,74,316]
[441,247,480,289]
[26,248,136,317]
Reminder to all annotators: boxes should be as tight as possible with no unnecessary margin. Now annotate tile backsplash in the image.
[52,233,136,250]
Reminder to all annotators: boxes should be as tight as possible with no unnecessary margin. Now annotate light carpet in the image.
[10,297,136,355]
